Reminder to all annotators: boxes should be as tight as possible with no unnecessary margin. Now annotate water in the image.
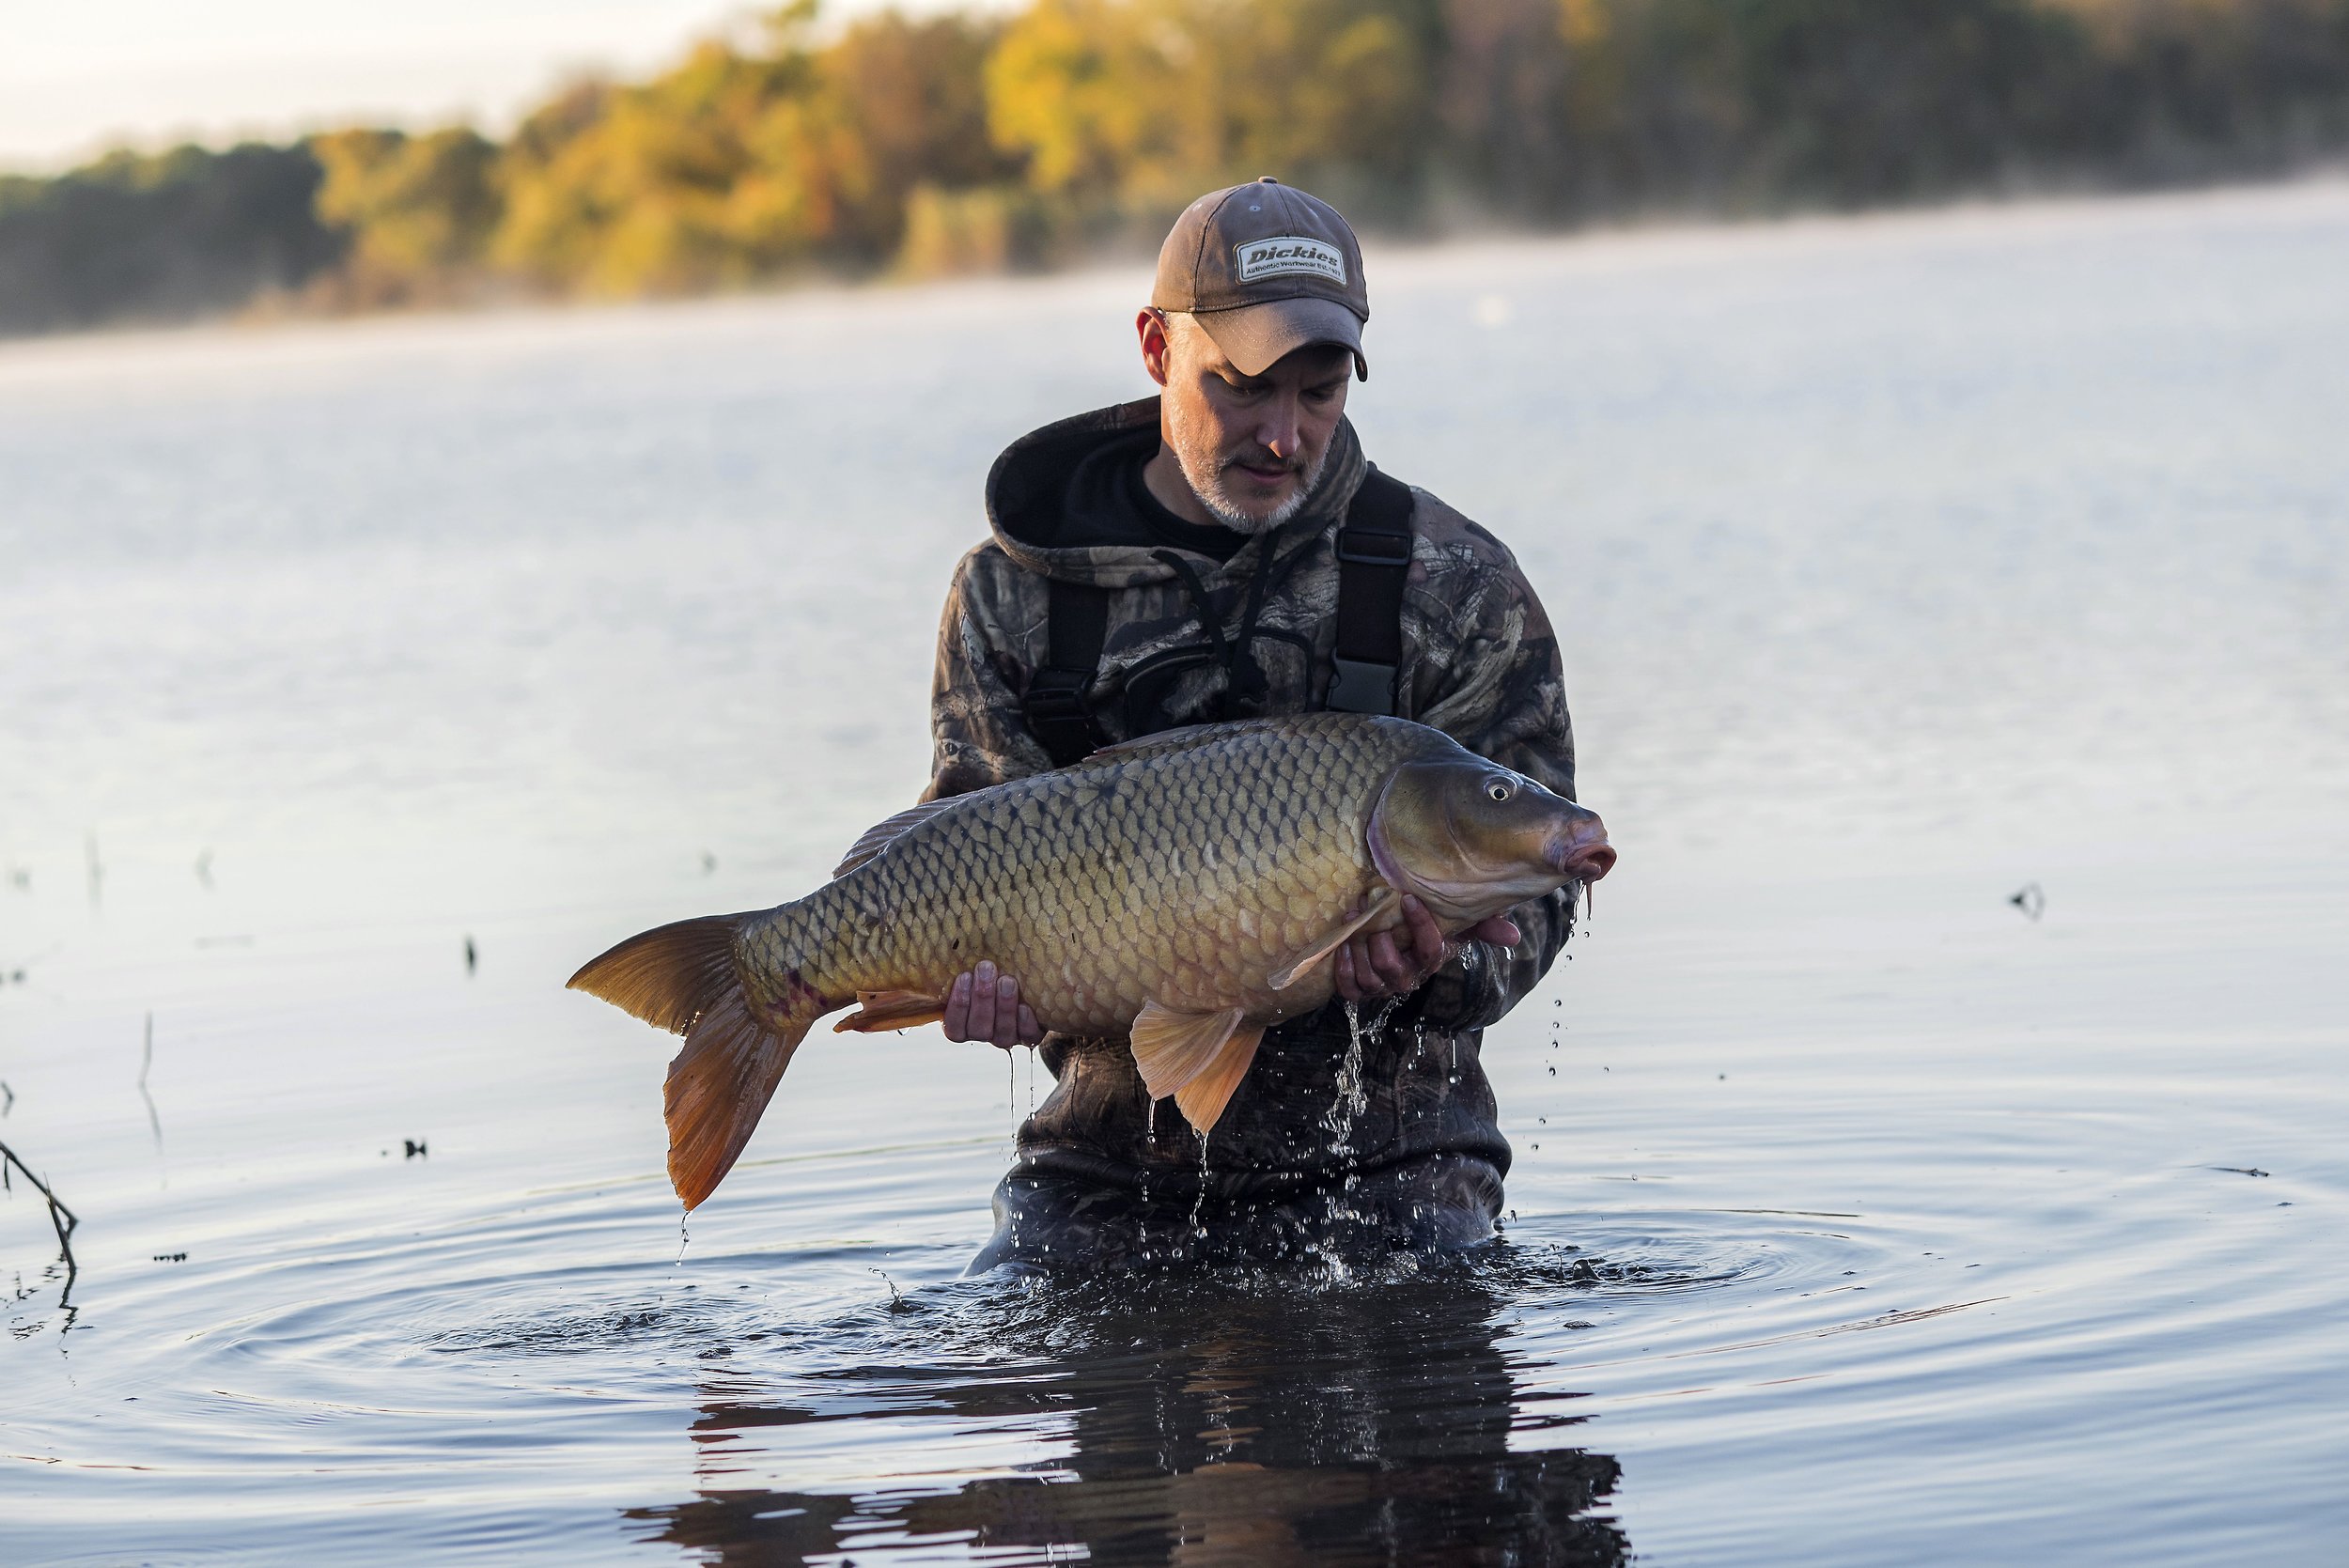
[4,180,2347,1564]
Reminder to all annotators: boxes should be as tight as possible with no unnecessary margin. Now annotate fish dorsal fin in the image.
[832,989,947,1033]
[1128,1001,1244,1101]
[1266,889,1398,991]
[1077,718,1301,768]
[832,800,952,878]
[1173,1021,1264,1136]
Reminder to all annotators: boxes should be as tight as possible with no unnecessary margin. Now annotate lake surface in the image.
[3,180,2346,1565]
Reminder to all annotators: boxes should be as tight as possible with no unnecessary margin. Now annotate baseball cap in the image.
[1152,177,1369,380]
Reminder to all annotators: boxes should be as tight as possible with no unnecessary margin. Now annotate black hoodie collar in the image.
[983,396,1369,589]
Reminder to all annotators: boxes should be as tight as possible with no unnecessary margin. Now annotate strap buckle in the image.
[1335,531,1412,567]
[1326,655,1397,717]
[1022,672,1094,722]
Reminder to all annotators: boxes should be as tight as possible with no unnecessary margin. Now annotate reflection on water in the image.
[631,1261,1628,1567]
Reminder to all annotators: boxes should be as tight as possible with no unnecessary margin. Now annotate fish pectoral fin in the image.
[1267,890,1397,991]
[832,989,948,1033]
[1128,1001,1245,1102]
[1173,1022,1265,1136]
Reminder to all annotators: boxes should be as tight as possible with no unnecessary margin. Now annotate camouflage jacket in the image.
[926,397,1579,1215]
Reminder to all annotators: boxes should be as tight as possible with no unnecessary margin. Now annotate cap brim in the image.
[1194,296,1368,380]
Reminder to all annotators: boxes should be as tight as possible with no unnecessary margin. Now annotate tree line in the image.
[6,0,2349,336]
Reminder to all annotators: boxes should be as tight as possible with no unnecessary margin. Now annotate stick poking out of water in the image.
[141,1012,163,1149]
[0,1137,80,1285]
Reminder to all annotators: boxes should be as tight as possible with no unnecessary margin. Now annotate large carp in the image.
[570,714,1615,1209]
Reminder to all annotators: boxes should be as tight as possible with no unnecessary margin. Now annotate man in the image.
[925,178,1580,1272]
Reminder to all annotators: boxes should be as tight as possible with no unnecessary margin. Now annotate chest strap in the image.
[1018,465,1416,764]
[1021,576,1112,767]
[1327,466,1414,716]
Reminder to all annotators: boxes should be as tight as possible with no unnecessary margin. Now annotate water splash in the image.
[1308,998,1405,1275]
[1187,1129,1211,1241]
[1323,1001,1375,1158]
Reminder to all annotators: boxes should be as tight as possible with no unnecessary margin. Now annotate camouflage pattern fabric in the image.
[930,397,1580,1272]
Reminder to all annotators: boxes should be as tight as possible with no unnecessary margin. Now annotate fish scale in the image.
[569,712,1611,1209]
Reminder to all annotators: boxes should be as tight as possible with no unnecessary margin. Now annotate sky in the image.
[0,0,969,171]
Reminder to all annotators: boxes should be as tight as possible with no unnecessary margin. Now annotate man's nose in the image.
[1256,392,1302,460]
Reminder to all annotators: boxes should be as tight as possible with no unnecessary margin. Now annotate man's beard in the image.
[1169,423,1330,536]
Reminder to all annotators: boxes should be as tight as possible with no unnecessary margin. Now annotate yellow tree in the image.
[986,0,1432,227]
[310,127,499,303]
[490,6,869,295]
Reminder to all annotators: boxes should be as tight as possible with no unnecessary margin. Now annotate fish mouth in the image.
[1548,816,1616,883]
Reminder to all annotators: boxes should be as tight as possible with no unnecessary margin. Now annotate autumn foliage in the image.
[5,0,2349,334]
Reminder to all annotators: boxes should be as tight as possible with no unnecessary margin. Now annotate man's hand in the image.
[1332,893,1520,1004]
[942,958,1042,1048]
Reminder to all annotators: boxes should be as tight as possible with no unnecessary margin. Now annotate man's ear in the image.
[1136,307,1173,388]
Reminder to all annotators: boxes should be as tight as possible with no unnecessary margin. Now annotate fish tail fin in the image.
[568,912,821,1211]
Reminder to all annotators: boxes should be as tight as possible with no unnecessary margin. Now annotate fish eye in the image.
[1486,781,1511,802]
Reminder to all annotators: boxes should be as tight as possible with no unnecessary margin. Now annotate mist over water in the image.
[3,181,2346,1565]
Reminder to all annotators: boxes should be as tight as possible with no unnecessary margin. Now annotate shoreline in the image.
[4,167,2346,379]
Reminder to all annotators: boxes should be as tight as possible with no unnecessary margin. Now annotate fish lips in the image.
[1548,813,1617,884]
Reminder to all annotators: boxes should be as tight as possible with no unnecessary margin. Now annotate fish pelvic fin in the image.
[1173,1021,1265,1136]
[568,913,818,1211]
[1129,1001,1240,1100]
[832,989,947,1033]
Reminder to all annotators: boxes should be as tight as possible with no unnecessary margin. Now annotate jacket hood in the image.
[983,396,1369,588]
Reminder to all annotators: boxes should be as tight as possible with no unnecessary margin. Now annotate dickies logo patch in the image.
[1234,236,1346,285]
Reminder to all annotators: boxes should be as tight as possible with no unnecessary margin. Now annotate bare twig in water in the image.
[140,1012,163,1149]
[1,1080,12,1116]
[0,1138,79,1288]
[463,936,476,974]
[2009,882,2046,921]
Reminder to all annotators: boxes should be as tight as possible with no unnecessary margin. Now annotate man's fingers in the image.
[943,970,974,1040]
[968,960,999,1041]
[1401,894,1446,965]
[1470,915,1523,947]
[994,973,1020,1048]
[1367,930,1411,988]
[945,965,1042,1045]
[1334,939,1362,1001]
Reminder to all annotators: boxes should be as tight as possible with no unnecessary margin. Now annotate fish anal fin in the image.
[1267,890,1397,991]
[1173,1022,1264,1136]
[832,800,953,878]
[1128,1001,1243,1101]
[832,989,947,1033]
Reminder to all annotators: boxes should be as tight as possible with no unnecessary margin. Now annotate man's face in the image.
[1141,310,1352,534]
